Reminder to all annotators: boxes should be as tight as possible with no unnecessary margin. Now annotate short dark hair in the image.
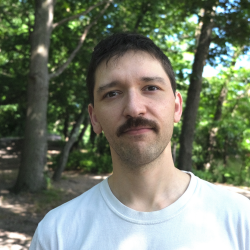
[86,32,176,105]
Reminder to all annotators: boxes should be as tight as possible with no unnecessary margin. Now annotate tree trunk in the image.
[63,110,69,139]
[13,0,54,193]
[90,125,96,145]
[71,117,90,151]
[178,12,213,171]
[207,83,228,164]
[133,2,150,32]
[53,110,85,181]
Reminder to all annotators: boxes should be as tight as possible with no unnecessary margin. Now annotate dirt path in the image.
[0,170,110,250]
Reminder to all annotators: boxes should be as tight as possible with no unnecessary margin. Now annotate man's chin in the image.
[116,145,164,168]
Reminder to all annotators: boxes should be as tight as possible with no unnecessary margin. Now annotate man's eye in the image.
[104,91,119,98]
[145,86,159,91]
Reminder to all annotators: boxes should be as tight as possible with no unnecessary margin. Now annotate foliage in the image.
[193,66,250,170]
[0,104,25,137]
[194,158,250,186]
[52,149,112,174]
[51,133,113,174]
[192,169,214,183]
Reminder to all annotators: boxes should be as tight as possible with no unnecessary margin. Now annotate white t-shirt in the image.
[29,172,250,250]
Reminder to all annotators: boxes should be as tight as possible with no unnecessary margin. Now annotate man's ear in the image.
[174,91,183,123]
[88,104,102,134]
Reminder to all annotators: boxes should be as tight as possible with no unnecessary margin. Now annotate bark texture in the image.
[178,13,213,171]
[13,0,54,192]
[53,110,86,181]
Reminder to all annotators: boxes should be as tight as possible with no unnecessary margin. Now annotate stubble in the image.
[107,117,174,169]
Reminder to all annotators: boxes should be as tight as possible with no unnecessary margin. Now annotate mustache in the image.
[116,117,159,137]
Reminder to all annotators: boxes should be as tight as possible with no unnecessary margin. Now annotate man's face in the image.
[88,50,182,168]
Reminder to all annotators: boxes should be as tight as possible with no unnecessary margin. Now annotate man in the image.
[30,33,250,250]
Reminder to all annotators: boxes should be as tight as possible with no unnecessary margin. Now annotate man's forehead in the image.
[107,50,155,62]
[95,50,161,77]
[93,51,172,98]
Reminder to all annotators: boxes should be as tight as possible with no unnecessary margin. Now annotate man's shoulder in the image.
[41,180,104,227]
[30,180,109,249]
[195,175,250,214]
[197,176,249,199]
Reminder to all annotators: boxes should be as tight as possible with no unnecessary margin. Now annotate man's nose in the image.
[122,90,146,118]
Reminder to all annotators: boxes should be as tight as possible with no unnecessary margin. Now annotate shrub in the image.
[51,149,113,174]
[193,159,250,186]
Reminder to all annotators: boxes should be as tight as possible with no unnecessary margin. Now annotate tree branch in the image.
[0,71,15,78]
[49,0,113,80]
[231,46,245,67]
[52,1,107,30]
[53,109,86,181]
[133,2,150,32]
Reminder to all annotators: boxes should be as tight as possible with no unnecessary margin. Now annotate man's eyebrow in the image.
[97,81,120,94]
[140,76,166,84]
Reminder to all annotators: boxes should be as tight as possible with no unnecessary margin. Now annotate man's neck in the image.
[108,145,191,212]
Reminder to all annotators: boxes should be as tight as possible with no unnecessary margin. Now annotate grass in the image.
[32,187,64,214]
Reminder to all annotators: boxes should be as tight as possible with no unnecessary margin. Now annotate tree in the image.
[13,0,112,192]
[13,0,55,192]
[206,47,244,167]
[52,109,87,181]
[178,0,250,171]
[178,6,214,171]
[194,66,250,184]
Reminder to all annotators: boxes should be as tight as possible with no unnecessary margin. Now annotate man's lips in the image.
[123,127,153,135]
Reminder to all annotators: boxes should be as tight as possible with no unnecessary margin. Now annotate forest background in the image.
[0,0,250,193]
